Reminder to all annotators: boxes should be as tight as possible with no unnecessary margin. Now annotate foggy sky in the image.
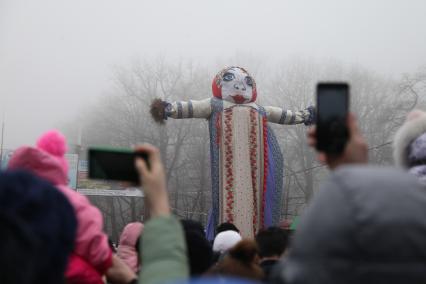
[1,0,426,149]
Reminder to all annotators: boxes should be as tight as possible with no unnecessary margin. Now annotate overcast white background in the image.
[1,0,426,148]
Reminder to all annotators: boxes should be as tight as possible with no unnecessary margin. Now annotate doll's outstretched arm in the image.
[150,98,212,123]
[264,105,315,126]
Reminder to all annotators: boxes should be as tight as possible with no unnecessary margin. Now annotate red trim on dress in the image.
[224,109,234,222]
[249,109,259,234]
[261,116,268,229]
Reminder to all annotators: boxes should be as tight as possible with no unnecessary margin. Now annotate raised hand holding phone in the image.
[134,144,170,217]
[309,82,368,169]
[308,113,368,169]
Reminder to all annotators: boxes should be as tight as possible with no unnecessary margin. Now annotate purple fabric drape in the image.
[263,137,276,227]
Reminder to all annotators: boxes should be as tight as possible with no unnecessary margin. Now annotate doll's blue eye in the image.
[245,76,253,86]
[223,73,235,81]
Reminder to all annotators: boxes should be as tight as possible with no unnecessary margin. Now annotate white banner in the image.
[77,188,144,197]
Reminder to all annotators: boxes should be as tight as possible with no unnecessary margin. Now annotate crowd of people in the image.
[2,109,426,284]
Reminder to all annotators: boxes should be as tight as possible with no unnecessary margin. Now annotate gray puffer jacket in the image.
[273,166,426,284]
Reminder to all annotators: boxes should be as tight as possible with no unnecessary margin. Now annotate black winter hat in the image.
[0,170,77,284]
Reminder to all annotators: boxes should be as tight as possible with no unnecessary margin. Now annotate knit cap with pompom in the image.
[36,130,69,174]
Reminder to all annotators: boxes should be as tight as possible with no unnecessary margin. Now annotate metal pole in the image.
[76,127,82,189]
[0,117,4,165]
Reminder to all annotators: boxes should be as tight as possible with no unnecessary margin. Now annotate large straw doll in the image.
[151,66,314,238]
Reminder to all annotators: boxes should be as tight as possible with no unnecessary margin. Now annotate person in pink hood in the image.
[8,130,136,284]
[118,222,144,273]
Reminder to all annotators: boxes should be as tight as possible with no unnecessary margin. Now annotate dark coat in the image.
[260,259,279,282]
[273,166,426,284]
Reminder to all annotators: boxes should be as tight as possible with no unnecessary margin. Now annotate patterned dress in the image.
[168,97,313,238]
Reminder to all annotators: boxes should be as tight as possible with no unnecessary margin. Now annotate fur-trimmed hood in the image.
[393,110,426,168]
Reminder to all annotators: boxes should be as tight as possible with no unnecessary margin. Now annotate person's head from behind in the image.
[181,219,213,276]
[255,226,289,260]
[209,239,263,281]
[0,170,76,284]
[213,230,242,253]
[212,230,242,263]
[280,166,426,284]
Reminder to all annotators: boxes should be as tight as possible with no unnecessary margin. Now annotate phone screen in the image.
[88,148,148,184]
[316,83,349,154]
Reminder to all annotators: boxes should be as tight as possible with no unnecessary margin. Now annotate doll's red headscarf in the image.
[211,66,257,103]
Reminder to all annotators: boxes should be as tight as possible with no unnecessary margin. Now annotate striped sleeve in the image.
[169,98,212,119]
[265,106,315,125]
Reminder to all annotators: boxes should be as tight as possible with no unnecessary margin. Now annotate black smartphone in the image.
[316,83,350,155]
[88,147,149,184]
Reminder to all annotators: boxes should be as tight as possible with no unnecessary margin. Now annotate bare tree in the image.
[262,58,416,220]
[66,59,213,237]
[64,58,419,238]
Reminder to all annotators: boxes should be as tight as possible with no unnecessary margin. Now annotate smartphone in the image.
[316,83,350,155]
[88,147,149,184]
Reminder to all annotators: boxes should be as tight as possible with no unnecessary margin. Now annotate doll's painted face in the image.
[212,67,257,104]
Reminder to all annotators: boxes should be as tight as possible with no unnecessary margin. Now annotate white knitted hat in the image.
[212,230,242,253]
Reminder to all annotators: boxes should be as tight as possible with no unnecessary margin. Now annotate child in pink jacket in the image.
[8,130,112,284]
[118,222,144,273]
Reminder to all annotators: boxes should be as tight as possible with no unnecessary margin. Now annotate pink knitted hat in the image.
[36,130,69,174]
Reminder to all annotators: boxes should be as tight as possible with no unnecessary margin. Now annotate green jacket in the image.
[140,215,189,284]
